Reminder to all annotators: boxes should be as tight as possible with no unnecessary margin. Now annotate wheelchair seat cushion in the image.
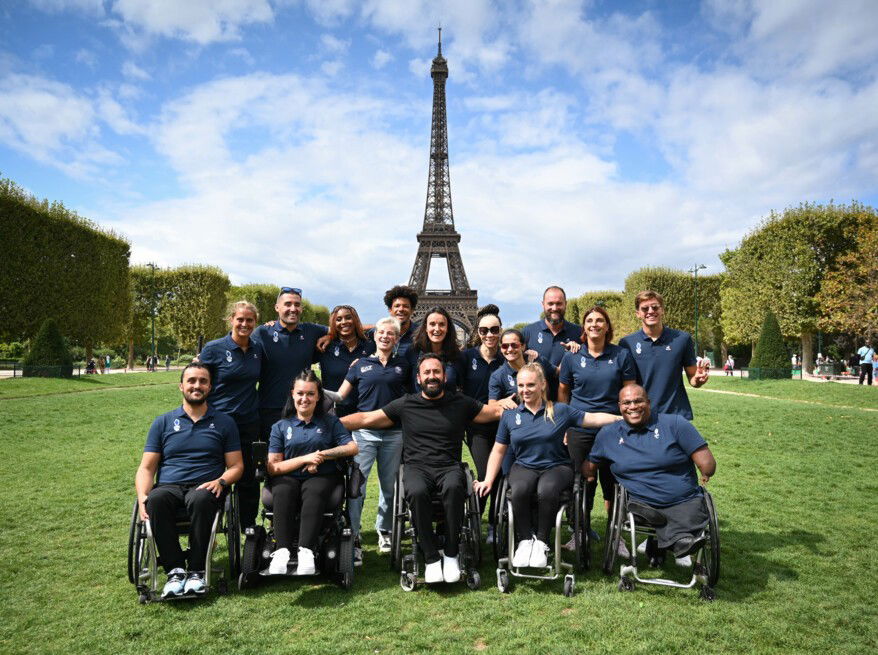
[627,501,668,527]
[262,478,345,513]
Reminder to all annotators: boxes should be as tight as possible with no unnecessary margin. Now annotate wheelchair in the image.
[493,473,588,596]
[127,488,241,603]
[389,462,482,591]
[602,484,720,600]
[237,440,362,590]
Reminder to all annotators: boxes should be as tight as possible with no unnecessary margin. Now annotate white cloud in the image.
[75,48,98,68]
[320,33,350,54]
[372,49,392,69]
[321,60,343,76]
[28,0,104,12]
[121,60,150,80]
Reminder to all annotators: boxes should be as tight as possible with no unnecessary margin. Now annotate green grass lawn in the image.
[1,375,876,654]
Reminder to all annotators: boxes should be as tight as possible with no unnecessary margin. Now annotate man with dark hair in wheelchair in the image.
[135,363,244,598]
[585,385,716,562]
[341,352,502,584]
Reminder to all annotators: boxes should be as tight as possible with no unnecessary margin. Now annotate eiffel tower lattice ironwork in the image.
[408,28,478,334]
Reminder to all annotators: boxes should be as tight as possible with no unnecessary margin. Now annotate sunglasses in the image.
[500,342,521,350]
[280,287,302,296]
[639,304,662,313]
[478,326,501,336]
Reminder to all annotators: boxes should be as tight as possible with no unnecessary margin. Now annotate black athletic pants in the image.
[566,427,616,511]
[404,464,465,564]
[860,363,873,385]
[466,422,498,521]
[146,483,223,573]
[271,474,342,551]
[236,419,260,529]
[507,463,573,542]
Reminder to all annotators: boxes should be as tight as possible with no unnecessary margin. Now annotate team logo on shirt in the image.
[253,353,258,359]
[665,345,672,351]
[225,350,232,363]
[507,374,514,388]
[515,413,521,425]
[286,426,293,441]
[299,334,304,341]
[272,331,279,343]
[608,359,613,364]
[472,358,477,371]
[619,436,625,445]
[580,357,586,368]
[316,427,322,434]
[654,427,660,439]
[537,333,544,344]
[173,419,181,432]
[394,366,403,374]
[209,423,215,429]
[635,342,642,355]
[334,346,340,357]
[361,365,373,373]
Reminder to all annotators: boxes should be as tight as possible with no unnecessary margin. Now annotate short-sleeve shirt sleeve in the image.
[221,417,241,452]
[268,421,284,454]
[381,396,407,424]
[588,424,614,464]
[620,349,637,381]
[462,395,483,422]
[328,415,353,447]
[562,404,586,429]
[682,333,697,368]
[496,413,511,445]
[144,416,164,453]
[558,352,575,386]
[671,414,707,455]
[488,370,504,400]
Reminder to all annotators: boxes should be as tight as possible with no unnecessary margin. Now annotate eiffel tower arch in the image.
[408,29,478,336]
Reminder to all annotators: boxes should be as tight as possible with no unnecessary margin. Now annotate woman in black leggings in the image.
[460,305,504,541]
[266,371,358,575]
[474,364,619,569]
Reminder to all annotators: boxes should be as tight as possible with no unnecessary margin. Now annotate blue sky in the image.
[2,0,876,325]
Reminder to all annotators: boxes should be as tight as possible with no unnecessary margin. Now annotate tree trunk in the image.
[85,339,93,362]
[720,342,728,362]
[128,337,135,371]
[801,332,814,373]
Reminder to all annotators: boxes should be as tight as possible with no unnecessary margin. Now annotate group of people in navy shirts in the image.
[135,283,716,596]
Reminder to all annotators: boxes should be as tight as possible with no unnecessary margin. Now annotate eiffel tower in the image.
[408,28,478,334]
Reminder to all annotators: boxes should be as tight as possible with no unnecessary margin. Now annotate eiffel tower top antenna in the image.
[437,25,442,55]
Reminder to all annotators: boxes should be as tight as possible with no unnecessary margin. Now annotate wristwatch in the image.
[218,478,228,488]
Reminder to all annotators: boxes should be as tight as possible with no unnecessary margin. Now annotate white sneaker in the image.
[617,540,631,559]
[161,567,186,598]
[512,539,533,567]
[442,555,461,583]
[183,570,206,594]
[424,559,444,583]
[268,547,290,575]
[636,538,648,554]
[529,539,549,568]
[675,555,692,568]
[296,547,316,575]
[377,531,392,554]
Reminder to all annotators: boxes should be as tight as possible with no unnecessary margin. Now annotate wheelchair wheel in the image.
[465,491,482,567]
[703,491,720,587]
[602,485,625,575]
[572,478,589,572]
[337,533,355,590]
[492,480,509,563]
[239,525,265,590]
[127,500,141,585]
[390,471,405,571]
[465,569,481,590]
[563,574,575,597]
[225,491,241,581]
[496,568,511,593]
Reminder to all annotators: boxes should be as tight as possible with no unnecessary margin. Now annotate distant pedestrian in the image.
[105,354,112,373]
[724,355,734,376]
[165,354,172,371]
[872,353,878,381]
[857,342,875,385]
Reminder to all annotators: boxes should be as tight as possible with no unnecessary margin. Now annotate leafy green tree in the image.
[749,311,791,379]
[227,284,280,323]
[162,266,230,351]
[567,291,623,326]
[720,202,873,370]
[0,176,131,358]
[22,318,73,377]
[815,217,878,341]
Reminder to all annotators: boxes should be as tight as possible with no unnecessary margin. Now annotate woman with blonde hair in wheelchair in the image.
[266,370,358,575]
[474,364,620,568]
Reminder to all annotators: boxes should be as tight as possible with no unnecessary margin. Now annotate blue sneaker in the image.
[161,568,186,598]
[183,571,206,594]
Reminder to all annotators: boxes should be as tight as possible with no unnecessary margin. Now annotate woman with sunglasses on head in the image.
[558,305,637,541]
[488,329,557,410]
[323,316,410,563]
[405,306,466,392]
[317,305,374,418]
[460,305,505,541]
[196,300,264,531]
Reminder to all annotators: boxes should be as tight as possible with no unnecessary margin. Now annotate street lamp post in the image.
[148,262,156,369]
[688,264,707,357]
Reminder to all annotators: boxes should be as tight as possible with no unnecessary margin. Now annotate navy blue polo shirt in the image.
[619,327,697,419]
[268,414,353,478]
[252,321,328,410]
[198,333,263,424]
[460,346,503,403]
[497,402,584,470]
[405,348,465,392]
[488,357,556,400]
[144,406,241,485]
[590,413,707,507]
[559,343,636,414]
[344,354,411,411]
[522,319,582,367]
[318,338,374,417]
